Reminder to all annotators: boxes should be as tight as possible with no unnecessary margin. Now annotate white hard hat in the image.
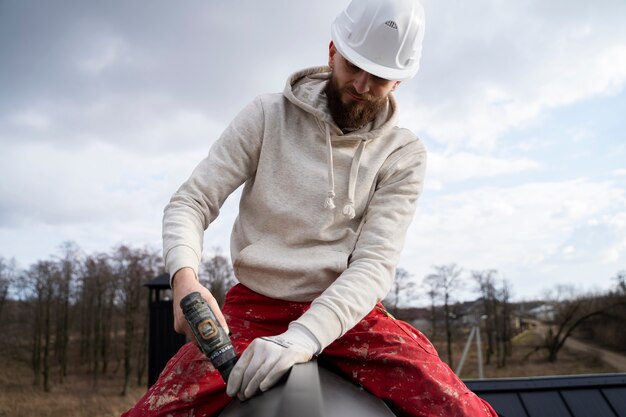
[331,0,425,81]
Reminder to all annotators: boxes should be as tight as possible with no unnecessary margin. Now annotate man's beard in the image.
[324,73,388,130]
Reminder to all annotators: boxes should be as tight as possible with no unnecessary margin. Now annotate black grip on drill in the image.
[180,292,238,382]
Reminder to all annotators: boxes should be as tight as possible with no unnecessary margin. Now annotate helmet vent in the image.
[385,20,398,30]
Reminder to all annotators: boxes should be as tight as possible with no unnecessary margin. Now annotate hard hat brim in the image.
[331,26,418,82]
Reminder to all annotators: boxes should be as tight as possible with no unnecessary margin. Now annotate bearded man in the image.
[123,0,497,416]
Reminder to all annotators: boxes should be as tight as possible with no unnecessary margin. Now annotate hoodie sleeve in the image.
[163,98,265,284]
[294,139,427,351]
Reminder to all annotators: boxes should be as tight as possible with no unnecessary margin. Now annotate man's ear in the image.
[328,40,336,69]
[390,81,401,92]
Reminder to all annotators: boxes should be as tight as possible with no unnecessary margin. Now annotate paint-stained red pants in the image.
[123,284,496,417]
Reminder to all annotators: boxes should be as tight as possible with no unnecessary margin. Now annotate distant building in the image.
[528,303,556,322]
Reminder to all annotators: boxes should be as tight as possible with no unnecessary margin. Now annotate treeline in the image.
[384,264,626,371]
[385,264,515,370]
[1,244,624,393]
[0,242,237,395]
[0,242,161,394]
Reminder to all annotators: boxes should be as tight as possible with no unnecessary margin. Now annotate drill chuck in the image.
[180,292,238,382]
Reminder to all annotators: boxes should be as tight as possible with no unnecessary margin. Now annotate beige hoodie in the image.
[163,66,427,350]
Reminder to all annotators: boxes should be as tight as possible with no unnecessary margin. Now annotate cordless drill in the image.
[180,292,238,382]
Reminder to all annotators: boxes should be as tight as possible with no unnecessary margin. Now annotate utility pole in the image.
[455,314,484,379]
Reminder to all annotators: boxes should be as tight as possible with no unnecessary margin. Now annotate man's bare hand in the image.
[171,267,229,342]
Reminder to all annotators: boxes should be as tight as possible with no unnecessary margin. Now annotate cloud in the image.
[75,35,129,75]
[425,152,539,189]
[9,109,52,131]
[0,142,170,227]
[401,0,626,150]
[2,96,227,153]
[0,0,338,130]
[401,178,626,299]
[0,139,242,266]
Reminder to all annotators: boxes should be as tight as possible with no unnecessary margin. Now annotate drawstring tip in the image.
[342,204,356,219]
[324,197,336,210]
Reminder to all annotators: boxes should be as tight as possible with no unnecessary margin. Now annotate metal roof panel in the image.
[520,391,572,417]
[561,389,618,417]
[466,374,626,417]
[479,392,528,417]
[601,387,626,416]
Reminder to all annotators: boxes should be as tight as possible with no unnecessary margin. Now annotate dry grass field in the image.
[0,330,618,417]
[438,329,617,379]
[0,357,145,417]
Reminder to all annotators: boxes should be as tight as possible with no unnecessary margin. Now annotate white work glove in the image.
[226,323,320,400]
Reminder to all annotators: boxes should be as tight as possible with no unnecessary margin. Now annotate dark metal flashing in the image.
[465,373,626,391]
[465,373,626,417]
[219,361,395,417]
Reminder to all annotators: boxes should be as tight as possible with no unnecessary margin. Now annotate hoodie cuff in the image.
[285,323,321,355]
[165,245,201,287]
[293,302,343,352]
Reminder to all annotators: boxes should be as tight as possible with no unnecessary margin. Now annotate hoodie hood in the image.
[283,66,399,141]
[283,66,401,217]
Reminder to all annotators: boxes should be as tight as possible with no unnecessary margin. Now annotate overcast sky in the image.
[1,0,625,303]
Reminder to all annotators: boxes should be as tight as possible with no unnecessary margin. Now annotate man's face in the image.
[325,42,401,130]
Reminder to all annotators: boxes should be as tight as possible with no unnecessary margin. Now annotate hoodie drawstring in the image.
[323,124,336,210]
[343,139,366,219]
[323,123,366,220]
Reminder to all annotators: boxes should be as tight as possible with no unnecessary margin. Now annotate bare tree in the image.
[77,259,91,366]
[42,264,57,393]
[578,271,626,352]
[614,270,626,294]
[114,246,142,396]
[27,263,45,387]
[496,279,513,367]
[114,245,158,395]
[422,274,440,339]
[529,285,624,362]
[201,249,236,307]
[53,241,80,383]
[136,247,161,387]
[0,256,17,321]
[383,267,416,317]
[80,252,116,389]
[24,260,59,392]
[136,301,149,387]
[425,264,463,369]
[472,270,514,368]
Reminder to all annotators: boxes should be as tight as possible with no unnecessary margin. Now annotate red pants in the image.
[123,284,496,417]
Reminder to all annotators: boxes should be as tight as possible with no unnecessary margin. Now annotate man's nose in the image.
[353,71,371,94]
